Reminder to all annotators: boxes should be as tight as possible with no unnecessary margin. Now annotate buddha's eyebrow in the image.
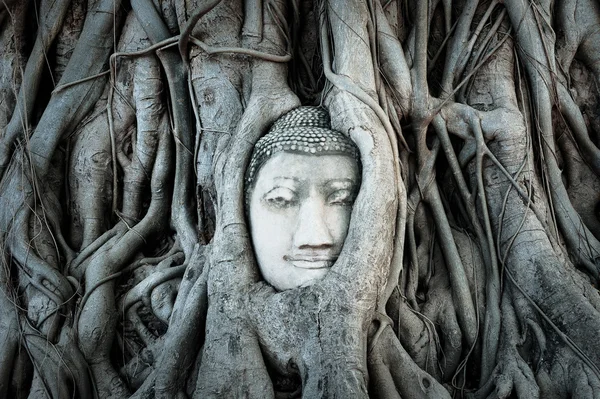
[324,178,356,186]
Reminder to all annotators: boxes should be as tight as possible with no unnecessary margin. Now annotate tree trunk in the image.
[1,0,600,397]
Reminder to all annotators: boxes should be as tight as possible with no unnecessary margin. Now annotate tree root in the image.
[132,0,198,259]
[505,0,600,279]
[119,264,185,318]
[197,78,299,398]
[4,1,600,398]
[368,324,450,399]
[471,292,539,399]
[189,9,301,393]
[374,0,412,116]
[0,240,20,398]
[119,58,165,220]
[0,0,74,175]
[22,322,93,399]
[27,0,124,177]
[10,208,73,308]
[76,128,171,398]
[130,247,209,399]
[68,108,115,249]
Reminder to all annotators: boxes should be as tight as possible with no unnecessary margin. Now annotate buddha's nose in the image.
[292,197,334,250]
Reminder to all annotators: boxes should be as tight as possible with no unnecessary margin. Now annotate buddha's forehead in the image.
[256,152,359,184]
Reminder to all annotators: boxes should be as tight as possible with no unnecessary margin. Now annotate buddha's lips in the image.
[284,255,338,269]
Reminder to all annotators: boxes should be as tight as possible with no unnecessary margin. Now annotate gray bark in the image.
[1,0,600,397]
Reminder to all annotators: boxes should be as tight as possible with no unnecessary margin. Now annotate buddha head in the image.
[245,107,361,291]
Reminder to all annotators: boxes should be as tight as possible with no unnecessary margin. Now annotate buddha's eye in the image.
[264,187,297,208]
[328,189,355,206]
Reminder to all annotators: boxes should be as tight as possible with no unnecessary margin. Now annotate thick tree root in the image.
[369,325,450,399]
[3,1,600,398]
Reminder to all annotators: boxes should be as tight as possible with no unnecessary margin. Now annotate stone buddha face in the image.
[245,107,361,291]
[248,152,360,291]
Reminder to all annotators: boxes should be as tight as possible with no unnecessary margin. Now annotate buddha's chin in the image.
[266,266,330,291]
[297,268,330,288]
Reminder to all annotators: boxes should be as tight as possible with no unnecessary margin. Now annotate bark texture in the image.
[1,0,600,398]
